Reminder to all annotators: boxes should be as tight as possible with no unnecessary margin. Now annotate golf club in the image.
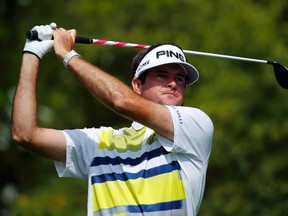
[26,30,288,89]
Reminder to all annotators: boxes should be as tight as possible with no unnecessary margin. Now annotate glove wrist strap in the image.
[63,50,81,69]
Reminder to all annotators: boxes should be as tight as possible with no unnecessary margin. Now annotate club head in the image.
[270,61,288,89]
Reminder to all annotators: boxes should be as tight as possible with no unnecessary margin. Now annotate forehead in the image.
[148,63,186,76]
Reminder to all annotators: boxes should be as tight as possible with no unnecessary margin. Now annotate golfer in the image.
[12,23,214,216]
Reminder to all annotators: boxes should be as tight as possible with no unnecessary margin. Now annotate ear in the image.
[131,78,142,95]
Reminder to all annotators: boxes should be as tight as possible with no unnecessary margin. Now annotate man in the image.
[11,23,214,216]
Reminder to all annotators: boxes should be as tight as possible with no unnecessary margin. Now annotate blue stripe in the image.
[90,146,168,167]
[91,161,180,184]
[127,200,183,213]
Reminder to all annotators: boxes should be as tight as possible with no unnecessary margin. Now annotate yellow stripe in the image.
[98,128,148,152]
[92,170,186,211]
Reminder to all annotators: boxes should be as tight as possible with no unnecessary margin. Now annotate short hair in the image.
[130,43,184,83]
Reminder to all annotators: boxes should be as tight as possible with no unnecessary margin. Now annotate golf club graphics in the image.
[26,30,288,89]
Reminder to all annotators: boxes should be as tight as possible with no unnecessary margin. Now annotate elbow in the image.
[11,129,25,145]
[111,97,133,116]
[11,126,32,146]
[111,98,126,113]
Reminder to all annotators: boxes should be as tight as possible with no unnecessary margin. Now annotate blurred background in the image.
[1,0,288,215]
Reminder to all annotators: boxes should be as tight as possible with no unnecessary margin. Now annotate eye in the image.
[175,75,186,84]
[155,71,168,78]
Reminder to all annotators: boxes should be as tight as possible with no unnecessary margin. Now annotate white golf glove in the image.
[23,22,57,60]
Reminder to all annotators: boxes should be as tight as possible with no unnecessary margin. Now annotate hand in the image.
[23,23,57,60]
[53,28,77,60]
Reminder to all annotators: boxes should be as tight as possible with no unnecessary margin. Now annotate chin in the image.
[161,100,183,106]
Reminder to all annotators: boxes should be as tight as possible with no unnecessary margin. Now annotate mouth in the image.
[163,92,177,97]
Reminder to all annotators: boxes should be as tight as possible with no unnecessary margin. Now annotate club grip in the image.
[25,30,93,44]
[75,36,93,44]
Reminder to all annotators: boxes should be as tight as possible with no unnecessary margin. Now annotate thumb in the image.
[68,29,77,43]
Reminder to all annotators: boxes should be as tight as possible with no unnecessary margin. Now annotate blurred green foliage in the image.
[1,0,288,215]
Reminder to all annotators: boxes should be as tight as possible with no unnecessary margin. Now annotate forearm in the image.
[67,57,134,112]
[11,53,40,143]
[11,53,67,161]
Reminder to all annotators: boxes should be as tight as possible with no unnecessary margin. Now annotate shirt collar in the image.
[131,122,145,130]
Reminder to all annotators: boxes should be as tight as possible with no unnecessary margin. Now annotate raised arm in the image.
[11,25,66,162]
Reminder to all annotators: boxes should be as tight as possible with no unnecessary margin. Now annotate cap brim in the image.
[178,62,199,85]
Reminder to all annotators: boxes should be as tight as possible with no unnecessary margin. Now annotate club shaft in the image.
[88,38,268,64]
[182,49,268,64]
[91,39,149,49]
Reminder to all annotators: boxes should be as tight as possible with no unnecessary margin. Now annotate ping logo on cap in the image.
[134,44,199,85]
[156,50,185,62]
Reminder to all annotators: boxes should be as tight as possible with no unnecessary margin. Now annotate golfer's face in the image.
[139,63,186,106]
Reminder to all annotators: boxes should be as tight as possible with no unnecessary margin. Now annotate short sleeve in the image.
[159,106,214,162]
[54,128,103,179]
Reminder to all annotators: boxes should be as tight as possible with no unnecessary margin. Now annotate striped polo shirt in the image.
[55,106,214,216]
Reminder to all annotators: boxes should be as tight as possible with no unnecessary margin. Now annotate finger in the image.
[56,28,76,43]
[52,27,67,38]
[68,29,77,42]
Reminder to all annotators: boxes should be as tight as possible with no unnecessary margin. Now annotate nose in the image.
[167,78,177,90]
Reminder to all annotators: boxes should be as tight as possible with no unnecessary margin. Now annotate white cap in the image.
[134,44,199,85]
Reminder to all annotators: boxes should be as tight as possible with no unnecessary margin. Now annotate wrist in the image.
[63,50,82,69]
[22,51,41,61]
